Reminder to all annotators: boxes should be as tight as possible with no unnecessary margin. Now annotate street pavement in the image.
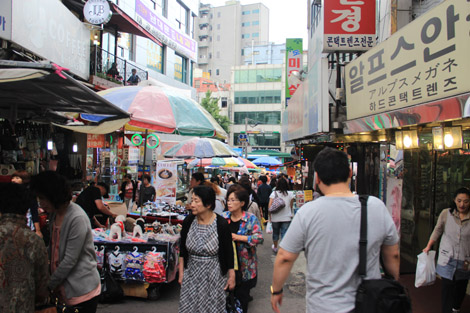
[97,228,307,313]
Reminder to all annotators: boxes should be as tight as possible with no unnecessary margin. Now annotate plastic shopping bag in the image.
[266,222,273,234]
[415,251,436,288]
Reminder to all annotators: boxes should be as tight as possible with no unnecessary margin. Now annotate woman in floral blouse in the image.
[223,184,263,313]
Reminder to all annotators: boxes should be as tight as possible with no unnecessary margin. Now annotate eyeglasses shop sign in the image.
[83,0,112,25]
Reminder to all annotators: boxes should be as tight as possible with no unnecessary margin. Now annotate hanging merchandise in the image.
[143,251,166,283]
[107,249,126,280]
[124,249,145,281]
[95,245,106,273]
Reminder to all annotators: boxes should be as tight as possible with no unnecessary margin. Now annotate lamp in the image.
[395,131,403,150]
[402,130,419,149]
[432,126,462,149]
[47,139,53,151]
[432,127,444,150]
[72,142,78,153]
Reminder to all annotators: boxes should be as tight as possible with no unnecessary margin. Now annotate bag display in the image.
[266,222,273,234]
[415,251,436,288]
[269,191,286,213]
[355,195,411,313]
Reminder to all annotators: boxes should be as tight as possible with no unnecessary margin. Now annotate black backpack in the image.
[355,195,412,313]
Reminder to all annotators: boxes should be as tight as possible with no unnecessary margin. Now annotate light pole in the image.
[244,117,260,159]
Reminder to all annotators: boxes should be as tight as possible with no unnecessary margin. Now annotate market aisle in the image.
[96,228,307,313]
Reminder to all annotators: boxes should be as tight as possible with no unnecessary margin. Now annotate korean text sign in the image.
[345,0,470,120]
[323,0,376,52]
[285,38,303,100]
[87,134,105,148]
[135,0,197,61]
[0,0,11,40]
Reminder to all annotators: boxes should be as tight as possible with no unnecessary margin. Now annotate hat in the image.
[97,182,109,198]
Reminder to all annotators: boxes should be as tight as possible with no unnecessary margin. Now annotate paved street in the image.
[97,229,306,313]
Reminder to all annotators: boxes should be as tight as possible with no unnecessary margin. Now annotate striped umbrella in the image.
[187,157,244,169]
[164,138,238,159]
[80,86,227,139]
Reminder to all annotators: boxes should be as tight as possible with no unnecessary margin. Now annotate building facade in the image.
[242,42,285,65]
[195,1,269,84]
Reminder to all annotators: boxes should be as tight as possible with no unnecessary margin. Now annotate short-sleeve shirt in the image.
[76,186,102,218]
[280,195,399,313]
[269,190,294,222]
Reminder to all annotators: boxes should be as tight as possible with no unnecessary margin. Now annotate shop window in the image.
[216,69,219,76]
[221,97,228,108]
[252,9,259,14]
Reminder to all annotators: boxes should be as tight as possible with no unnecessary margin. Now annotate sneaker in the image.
[452,309,460,313]
[272,244,278,253]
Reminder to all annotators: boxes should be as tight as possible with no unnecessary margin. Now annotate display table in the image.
[127,213,184,225]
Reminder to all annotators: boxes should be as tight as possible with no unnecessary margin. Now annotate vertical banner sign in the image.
[154,161,177,205]
[323,0,376,52]
[285,38,303,104]
[0,0,12,40]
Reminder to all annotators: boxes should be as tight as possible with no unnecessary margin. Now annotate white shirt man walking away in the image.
[270,147,400,313]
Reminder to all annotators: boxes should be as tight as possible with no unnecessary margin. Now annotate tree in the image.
[200,90,231,134]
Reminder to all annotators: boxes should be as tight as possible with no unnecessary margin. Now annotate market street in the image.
[97,229,307,313]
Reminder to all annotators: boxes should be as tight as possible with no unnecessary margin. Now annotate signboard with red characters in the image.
[323,0,376,52]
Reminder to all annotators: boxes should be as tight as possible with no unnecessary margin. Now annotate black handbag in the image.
[355,195,412,313]
[225,291,243,313]
[100,266,124,303]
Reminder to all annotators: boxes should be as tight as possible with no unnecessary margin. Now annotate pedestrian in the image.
[31,171,101,312]
[203,181,226,215]
[268,178,294,253]
[225,176,237,190]
[186,172,206,205]
[271,147,399,313]
[239,177,262,224]
[119,174,137,209]
[257,175,272,221]
[423,187,470,313]
[76,181,117,228]
[127,68,141,85]
[211,176,227,197]
[269,175,277,189]
[106,62,120,79]
[179,185,235,313]
[223,185,264,313]
[138,174,156,206]
[0,182,49,313]
[11,170,43,238]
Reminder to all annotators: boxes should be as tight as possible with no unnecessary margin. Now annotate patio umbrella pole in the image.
[139,129,148,218]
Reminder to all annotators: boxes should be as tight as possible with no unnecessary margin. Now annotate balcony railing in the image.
[90,45,148,85]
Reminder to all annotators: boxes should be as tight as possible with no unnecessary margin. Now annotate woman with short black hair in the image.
[179,185,235,313]
[268,178,294,253]
[31,171,101,313]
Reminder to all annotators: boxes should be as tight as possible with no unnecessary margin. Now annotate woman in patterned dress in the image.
[179,185,235,313]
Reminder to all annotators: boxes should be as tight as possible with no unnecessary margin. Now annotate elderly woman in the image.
[179,185,235,313]
[31,171,101,312]
[223,184,263,313]
[423,187,470,313]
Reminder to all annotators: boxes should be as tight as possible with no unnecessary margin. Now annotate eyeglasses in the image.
[227,199,240,203]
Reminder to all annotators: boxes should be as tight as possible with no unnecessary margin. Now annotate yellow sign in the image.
[345,0,470,120]
[304,190,313,202]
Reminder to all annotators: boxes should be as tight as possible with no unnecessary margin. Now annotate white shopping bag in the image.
[266,222,273,234]
[415,251,436,288]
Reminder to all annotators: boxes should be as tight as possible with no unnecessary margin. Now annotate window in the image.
[216,69,219,75]
[208,69,211,76]
[242,34,250,39]
[242,22,250,27]
[252,20,259,26]
[253,51,259,55]
[242,10,250,15]
[174,54,188,83]
[241,49,244,56]
[217,12,221,18]
[234,91,282,104]
[252,9,260,14]
[252,33,259,38]
[209,53,212,59]
[234,111,281,124]
[146,40,164,74]
[217,24,220,30]
[234,69,282,83]
[233,132,280,147]
[176,1,190,35]
[221,97,228,108]
[150,0,167,17]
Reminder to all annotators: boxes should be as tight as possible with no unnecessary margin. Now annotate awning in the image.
[109,3,162,47]
[0,60,130,127]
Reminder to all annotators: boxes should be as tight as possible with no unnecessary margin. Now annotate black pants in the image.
[235,276,257,313]
[65,295,99,313]
[441,277,468,313]
[259,203,269,220]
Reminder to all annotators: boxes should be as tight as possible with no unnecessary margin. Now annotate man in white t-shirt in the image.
[270,148,399,313]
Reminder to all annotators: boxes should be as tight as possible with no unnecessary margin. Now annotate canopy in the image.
[252,156,282,167]
[164,138,238,159]
[186,156,257,169]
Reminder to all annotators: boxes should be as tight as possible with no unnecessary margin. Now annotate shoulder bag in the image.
[355,195,411,313]
[269,191,286,213]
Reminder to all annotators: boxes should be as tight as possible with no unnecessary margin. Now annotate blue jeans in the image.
[272,221,290,242]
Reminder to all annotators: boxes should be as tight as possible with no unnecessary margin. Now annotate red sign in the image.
[323,0,376,52]
[87,134,105,148]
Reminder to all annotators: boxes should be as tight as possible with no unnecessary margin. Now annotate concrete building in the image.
[230,63,285,152]
[243,42,285,65]
[195,1,269,84]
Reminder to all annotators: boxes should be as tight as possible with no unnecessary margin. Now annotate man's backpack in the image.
[355,195,411,313]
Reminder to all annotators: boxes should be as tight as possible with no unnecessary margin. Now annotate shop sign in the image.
[154,161,177,205]
[285,38,303,101]
[83,0,112,25]
[127,146,140,164]
[323,0,376,52]
[11,0,90,79]
[87,134,105,148]
[346,0,470,120]
[135,0,197,61]
[0,0,11,40]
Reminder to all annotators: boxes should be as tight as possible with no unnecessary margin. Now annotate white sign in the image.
[154,161,177,205]
[11,0,90,79]
[0,0,11,40]
[83,0,112,25]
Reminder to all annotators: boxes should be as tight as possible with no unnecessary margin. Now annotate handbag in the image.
[225,291,243,313]
[355,195,411,313]
[100,265,124,303]
[269,191,286,213]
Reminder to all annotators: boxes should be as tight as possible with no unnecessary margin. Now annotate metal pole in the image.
[245,117,248,159]
[139,129,148,217]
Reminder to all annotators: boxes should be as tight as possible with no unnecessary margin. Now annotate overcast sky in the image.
[202,0,309,48]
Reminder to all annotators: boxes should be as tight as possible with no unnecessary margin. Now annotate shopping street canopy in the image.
[0,60,130,128]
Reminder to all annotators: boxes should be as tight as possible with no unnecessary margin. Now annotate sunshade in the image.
[252,156,282,167]
[164,138,238,159]
[91,86,227,139]
[186,156,257,169]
